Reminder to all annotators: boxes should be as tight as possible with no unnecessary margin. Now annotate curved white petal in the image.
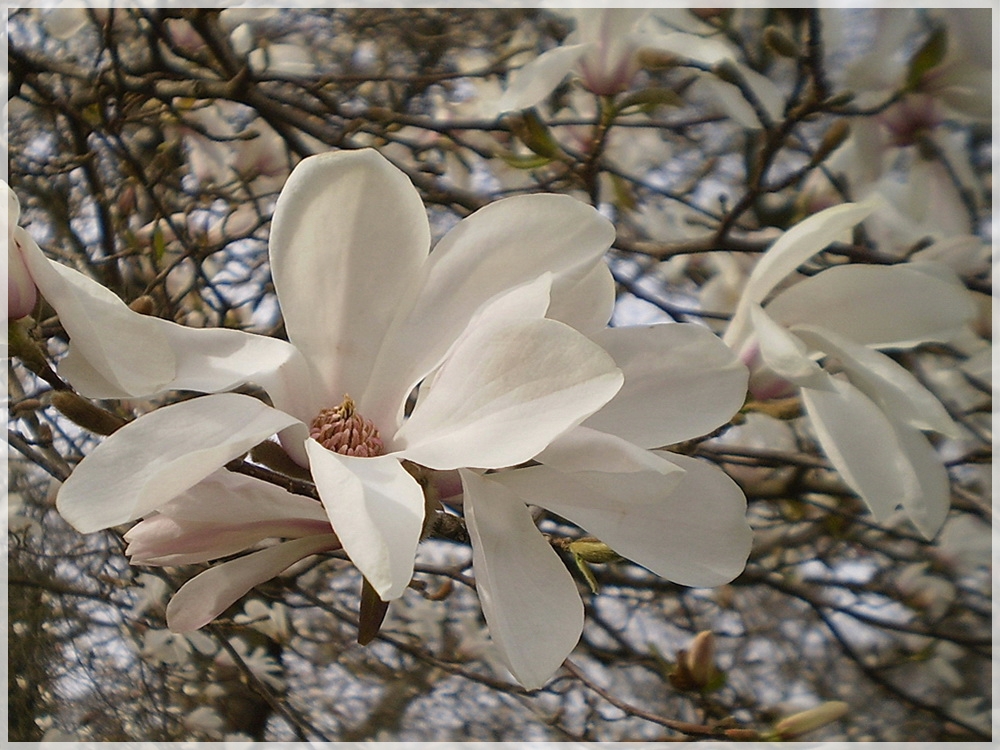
[155,470,330,525]
[269,149,429,402]
[9,226,39,318]
[396,311,623,471]
[496,43,590,114]
[494,452,752,588]
[793,325,961,438]
[724,201,878,347]
[800,376,937,529]
[125,513,332,566]
[20,247,176,398]
[765,264,976,349]
[124,471,331,565]
[56,393,301,533]
[61,316,317,417]
[548,259,616,335]
[166,534,338,632]
[305,442,425,600]
[751,305,831,389]
[692,76,764,130]
[537,425,684,479]
[890,420,951,538]
[461,469,583,690]
[637,30,734,65]
[585,323,749,448]
[365,193,615,429]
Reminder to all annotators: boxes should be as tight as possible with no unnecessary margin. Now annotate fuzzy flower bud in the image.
[773,701,849,739]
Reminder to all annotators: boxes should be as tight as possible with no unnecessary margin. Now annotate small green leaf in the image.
[572,554,601,594]
[617,87,683,114]
[505,108,564,159]
[499,152,555,170]
[907,24,947,89]
[152,224,166,263]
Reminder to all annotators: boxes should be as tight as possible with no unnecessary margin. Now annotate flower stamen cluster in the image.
[310,395,384,457]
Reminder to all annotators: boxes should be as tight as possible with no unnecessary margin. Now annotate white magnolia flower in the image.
[56,149,626,609]
[458,309,754,688]
[724,201,976,538]
[495,8,782,126]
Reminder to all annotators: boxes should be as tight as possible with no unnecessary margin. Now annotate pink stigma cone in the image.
[310,395,385,458]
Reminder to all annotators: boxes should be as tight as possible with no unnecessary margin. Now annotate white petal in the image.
[61,316,316,417]
[724,201,878,347]
[547,259,616,335]
[793,325,961,438]
[154,470,329,525]
[495,43,590,113]
[890,421,950,538]
[494,452,752,588]
[123,472,331,566]
[800,377,929,525]
[305,443,425,600]
[364,193,615,430]
[20,248,176,398]
[692,75,764,130]
[461,469,583,690]
[268,149,429,402]
[56,393,300,533]
[585,323,749,448]
[637,30,734,65]
[125,513,331,566]
[750,305,831,389]
[395,312,622,470]
[166,535,338,632]
[766,264,976,349]
[537,425,685,479]
[9,227,39,319]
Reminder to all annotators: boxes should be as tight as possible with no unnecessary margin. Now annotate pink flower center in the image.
[310,396,384,458]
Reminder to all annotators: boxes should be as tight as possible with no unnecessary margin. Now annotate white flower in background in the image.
[129,573,171,620]
[177,101,290,192]
[234,599,290,643]
[6,491,42,539]
[495,8,782,127]
[56,149,625,613]
[221,8,316,77]
[183,706,226,736]
[806,9,990,250]
[724,201,976,538]
[140,628,216,667]
[219,636,286,691]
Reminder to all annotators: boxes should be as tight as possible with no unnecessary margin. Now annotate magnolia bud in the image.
[773,701,849,739]
[128,295,157,316]
[669,630,723,692]
[809,120,851,167]
[502,109,563,160]
[763,26,799,58]
[568,538,621,594]
[685,630,718,688]
[711,59,744,88]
